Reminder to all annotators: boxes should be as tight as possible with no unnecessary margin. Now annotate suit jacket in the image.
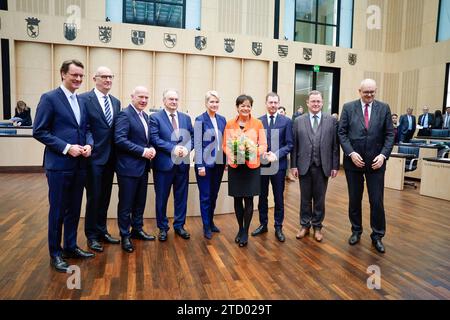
[33,87,93,171]
[258,114,293,170]
[338,99,394,172]
[14,108,32,126]
[114,105,152,177]
[398,114,416,136]
[149,109,194,172]
[194,111,226,169]
[79,89,121,165]
[418,113,435,128]
[291,113,339,177]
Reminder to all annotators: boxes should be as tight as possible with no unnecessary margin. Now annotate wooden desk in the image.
[420,157,450,201]
[385,153,410,190]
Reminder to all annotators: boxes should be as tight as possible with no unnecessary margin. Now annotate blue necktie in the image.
[69,94,80,125]
[103,95,112,126]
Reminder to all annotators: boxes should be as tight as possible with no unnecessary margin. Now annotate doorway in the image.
[294,64,340,115]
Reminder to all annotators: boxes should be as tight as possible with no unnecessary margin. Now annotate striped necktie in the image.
[103,95,112,127]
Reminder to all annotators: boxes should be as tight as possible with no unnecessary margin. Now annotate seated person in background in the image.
[433,110,443,129]
[11,100,32,126]
[392,113,399,143]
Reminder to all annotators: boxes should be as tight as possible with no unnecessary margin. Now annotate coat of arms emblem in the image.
[326,50,336,64]
[348,53,357,65]
[98,26,112,43]
[164,33,177,48]
[26,17,40,38]
[131,30,145,45]
[64,23,77,41]
[303,48,312,61]
[252,42,262,56]
[278,45,288,58]
[224,38,235,53]
[195,36,207,50]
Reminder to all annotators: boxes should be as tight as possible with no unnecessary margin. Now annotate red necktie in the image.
[364,104,369,128]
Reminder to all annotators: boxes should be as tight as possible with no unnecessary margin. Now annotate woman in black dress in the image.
[223,95,267,247]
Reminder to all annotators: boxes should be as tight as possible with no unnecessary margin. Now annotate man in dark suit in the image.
[150,89,194,242]
[443,106,450,129]
[251,92,293,242]
[417,106,434,136]
[398,107,416,142]
[338,79,394,253]
[291,90,339,242]
[292,106,304,121]
[80,66,121,252]
[114,86,156,253]
[33,59,95,272]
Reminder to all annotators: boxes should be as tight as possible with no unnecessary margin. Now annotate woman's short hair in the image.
[235,94,253,107]
[205,90,220,103]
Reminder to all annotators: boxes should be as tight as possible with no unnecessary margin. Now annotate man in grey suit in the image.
[291,90,339,242]
[338,79,394,253]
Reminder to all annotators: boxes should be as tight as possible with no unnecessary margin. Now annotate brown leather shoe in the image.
[314,229,323,242]
[296,227,310,239]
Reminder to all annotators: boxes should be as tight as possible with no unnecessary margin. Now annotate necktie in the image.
[445,115,449,128]
[421,114,425,126]
[364,104,369,128]
[103,95,112,126]
[269,115,274,128]
[312,115,319,132]
[69,94,81,125]
[170,113,178,130]
[139,111,148,141]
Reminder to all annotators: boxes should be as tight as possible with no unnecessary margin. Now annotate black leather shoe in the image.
[121,237,134,253]
[204,230,212,239]
[235,229,243,243]
[275,228,286,242]
[372,239,385,253]
[50,256,69,273]
[239,232,248,247]
[131,229,156,241]
[348,233,361,245]
[175,228,190,239]
[211,225,221,233]
[158,229,168,242]
[251,224,268,236]
[102,233,120,244]
[62,247,95,259]
[87,239,104,252]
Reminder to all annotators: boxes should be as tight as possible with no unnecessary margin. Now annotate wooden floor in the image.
[0,172,449,300]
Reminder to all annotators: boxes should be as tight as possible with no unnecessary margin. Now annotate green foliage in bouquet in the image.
[228,134,257,164]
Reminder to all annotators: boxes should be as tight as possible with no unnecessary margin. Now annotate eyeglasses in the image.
[68,73,84,79]
[362,91,376,95]
[95,75,114,80]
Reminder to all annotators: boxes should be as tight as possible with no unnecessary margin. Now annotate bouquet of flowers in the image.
[227,133,257,165]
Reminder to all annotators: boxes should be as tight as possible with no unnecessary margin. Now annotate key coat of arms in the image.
[26,17,40,38]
